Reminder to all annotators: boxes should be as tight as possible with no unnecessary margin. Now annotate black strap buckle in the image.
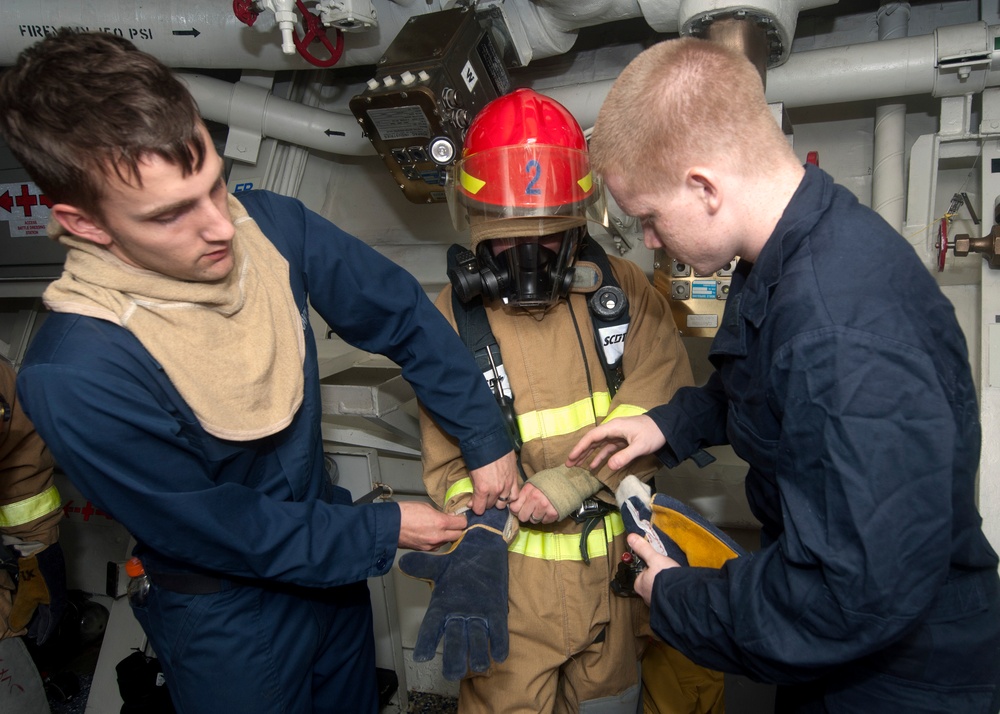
[573,499,617,565]
[571,498,613,523]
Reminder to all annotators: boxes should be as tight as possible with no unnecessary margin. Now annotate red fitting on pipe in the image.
[233,0,260,26]
[292,0,345,68]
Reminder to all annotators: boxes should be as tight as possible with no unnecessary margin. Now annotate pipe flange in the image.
[683,10,785,67]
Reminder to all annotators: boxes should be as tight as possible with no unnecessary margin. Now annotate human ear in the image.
[685,168,721,216]
[50,204,113,246]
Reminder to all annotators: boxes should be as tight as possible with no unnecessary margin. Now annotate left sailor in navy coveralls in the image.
[0,29,519,713]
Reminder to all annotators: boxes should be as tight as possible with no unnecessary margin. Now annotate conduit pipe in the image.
[872,2,910,233]
[177,73,374,159]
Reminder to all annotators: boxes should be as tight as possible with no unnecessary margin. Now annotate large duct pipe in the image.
[546,21,1000,131]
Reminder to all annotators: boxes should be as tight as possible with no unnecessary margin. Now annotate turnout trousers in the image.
[460,520,644,714]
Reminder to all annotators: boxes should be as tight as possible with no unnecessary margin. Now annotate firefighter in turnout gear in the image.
[0,358,65,645]
[413,88,722,713]
[0,357,66,714]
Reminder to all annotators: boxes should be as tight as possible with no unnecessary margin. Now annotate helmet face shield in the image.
[447,145,606,235]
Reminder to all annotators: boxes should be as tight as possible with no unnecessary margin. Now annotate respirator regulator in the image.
[448,227,583,308]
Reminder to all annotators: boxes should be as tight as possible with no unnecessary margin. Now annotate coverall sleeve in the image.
[18,352,404,587]
[646,328,956,684]
[418,288,487,512]
[646,370,731,466]
[250,194,512,472]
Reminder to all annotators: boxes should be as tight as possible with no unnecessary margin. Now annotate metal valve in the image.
[953,224,1000,269]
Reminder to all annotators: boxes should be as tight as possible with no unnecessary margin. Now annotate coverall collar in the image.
[709,163,835,361]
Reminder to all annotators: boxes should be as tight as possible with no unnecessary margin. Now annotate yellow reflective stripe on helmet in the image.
[517,392,612,444]
[603,404,648,422]
[445,478,474,506]
[460,168,486,196]
[578,172,593,193]
[0,485,61,528]
[508,512,624,561]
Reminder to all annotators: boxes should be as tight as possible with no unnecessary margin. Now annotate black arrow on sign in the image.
[324,129,346,137]
[172,28,201,37]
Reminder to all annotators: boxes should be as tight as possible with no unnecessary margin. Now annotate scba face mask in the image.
[449,227,583,309]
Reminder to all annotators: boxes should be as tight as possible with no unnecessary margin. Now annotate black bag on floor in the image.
[116,650,175,714]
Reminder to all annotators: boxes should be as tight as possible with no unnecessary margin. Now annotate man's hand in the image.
[508,482,558,525]
[468,450,520,515]
[397,501,468,551]
[628,533,680,604]
[565,415,665,472]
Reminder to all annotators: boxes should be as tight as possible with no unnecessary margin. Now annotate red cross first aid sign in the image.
[0,182,53,237]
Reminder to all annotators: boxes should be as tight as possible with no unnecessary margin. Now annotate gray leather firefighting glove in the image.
[398,507,511,680]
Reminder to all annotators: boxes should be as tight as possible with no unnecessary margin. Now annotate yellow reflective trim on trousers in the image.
[508,512,625,561]
[603,404,648,422]
[0,485,61,528]
[516,393,612,444]
[445,478,474,505]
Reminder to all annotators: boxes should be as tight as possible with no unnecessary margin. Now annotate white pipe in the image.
[177,74,374,157]
[545,21,1000,131]
[0,0,833,70]
[0,0,443,69]
[165,16,1000,171]
[767,22,999,107]
[872,2,910,232]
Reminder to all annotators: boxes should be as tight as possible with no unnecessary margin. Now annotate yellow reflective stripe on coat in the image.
[603,404,648,422]
[517,393,612,444]
[509,512,625,561]
[445,478,474,506]
[0,485,61,527]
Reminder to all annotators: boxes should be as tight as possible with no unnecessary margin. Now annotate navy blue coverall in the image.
[646,165,1000,713]
[16,191,513,713]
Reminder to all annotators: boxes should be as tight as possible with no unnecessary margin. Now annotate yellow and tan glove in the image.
[10,542,67,644]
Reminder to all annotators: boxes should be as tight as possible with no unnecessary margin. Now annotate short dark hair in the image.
[0,29,206,218]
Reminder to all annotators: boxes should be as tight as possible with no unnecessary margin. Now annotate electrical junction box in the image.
[349,6,512,204]
[654,249,737,338]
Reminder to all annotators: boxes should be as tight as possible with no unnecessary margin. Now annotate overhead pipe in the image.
[0,0,444,69]
[177,73,374,159]
[0,0,832,70]
[168,15,999,173]
[546,21,1000,132]
[872,2,910,233]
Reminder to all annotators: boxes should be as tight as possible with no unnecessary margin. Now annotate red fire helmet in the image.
[447,88,603,233]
